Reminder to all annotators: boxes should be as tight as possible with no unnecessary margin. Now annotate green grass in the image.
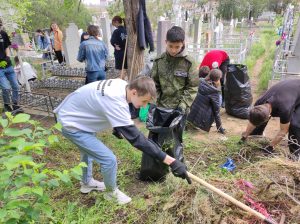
[245,28,278,91]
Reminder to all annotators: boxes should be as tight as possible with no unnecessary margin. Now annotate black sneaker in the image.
[4,104,12,112]
[12,105,24,116]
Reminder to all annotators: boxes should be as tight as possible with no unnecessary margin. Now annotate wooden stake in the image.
[120,35,128,80]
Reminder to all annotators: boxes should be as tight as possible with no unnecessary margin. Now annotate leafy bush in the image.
[0,113,85,223]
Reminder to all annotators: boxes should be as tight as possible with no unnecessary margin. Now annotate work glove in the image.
[262,145,275,154]
[170,160,192,184]
[0,61,7,68]
[238,136,247,144]
[112,128,123,139]
[218,127,226,134]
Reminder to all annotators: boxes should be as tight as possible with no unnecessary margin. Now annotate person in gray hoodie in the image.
[187,69,225,134]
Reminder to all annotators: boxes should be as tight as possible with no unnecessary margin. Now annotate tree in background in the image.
[218,0,298,20]
[107,0,125,19]
[123,0,144,80]
[6,0,92,32]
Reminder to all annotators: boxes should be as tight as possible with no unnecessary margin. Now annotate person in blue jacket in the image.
[77,25,108,84]
[110,16,127,77]
[36,29,51,59]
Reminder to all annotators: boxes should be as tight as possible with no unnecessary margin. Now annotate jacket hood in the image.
[166,44,187,59]
[198,78,220,95]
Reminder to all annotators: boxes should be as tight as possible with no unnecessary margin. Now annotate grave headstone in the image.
[100,17,113,56]
[156,20,172,56]
[193,17,202,47]
[62,23,84,68]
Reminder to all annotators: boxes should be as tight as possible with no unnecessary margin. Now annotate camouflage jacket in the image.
[150,51,199,111]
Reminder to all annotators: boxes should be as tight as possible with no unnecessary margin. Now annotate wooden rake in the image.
[187,172,278,224]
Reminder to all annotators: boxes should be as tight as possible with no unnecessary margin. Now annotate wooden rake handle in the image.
[187,172,278,224]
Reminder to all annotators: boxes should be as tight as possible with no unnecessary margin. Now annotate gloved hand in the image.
[262,145,274,154]
[0,61,7,68]
[170,160,192,184]
[218,127,226,134]
[112,128,123,139]
[238,135,247,144]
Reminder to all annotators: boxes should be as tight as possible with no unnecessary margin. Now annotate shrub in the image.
[0,112,85,223]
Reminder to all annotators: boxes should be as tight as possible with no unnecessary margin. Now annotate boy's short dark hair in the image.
[199,66,210,78]
[166,26,185,42]
[249,104,270,126]
[128,76,157,100]
[87,25,100,37]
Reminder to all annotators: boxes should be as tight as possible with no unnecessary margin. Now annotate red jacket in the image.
[200,50,229,69]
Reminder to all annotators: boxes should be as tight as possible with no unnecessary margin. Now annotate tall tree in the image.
[123,0,144,80]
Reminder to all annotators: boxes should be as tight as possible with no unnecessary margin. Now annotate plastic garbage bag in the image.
[224,64,253,119]
[139,107,186,181]
[220,158,236,171]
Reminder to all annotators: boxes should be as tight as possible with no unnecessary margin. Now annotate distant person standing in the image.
[0,23,22,113]
[110,16,127,78]
[50,22,64,64]
[36,29,51,59]
[77,25,108,84]
[200,50,230,107]
[80,31,89,43]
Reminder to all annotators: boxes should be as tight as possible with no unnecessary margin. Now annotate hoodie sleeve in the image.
[210,92,222,129]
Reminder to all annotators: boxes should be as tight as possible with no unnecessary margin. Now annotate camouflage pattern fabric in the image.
[151,51,199,112]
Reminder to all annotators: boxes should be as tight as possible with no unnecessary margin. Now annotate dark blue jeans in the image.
[0,66,20,105]
[86,70,106,84]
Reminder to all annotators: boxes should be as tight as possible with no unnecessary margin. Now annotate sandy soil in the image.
[191,55,280,142]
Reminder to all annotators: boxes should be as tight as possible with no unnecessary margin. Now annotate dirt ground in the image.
[192,54,280,143]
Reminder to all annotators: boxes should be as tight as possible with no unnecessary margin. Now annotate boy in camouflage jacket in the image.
[150,26,198,112]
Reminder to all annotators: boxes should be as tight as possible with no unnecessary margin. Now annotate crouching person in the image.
[187,69,225,134]
[54,76,191,205]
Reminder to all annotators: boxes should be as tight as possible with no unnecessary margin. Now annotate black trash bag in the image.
[224,64,253,119]
[139,107,186,181]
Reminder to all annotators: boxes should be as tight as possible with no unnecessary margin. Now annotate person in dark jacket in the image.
[199,50,230,107]
[187,69,225,134]
[80,31,89,43]
[288,106,300,159]
[240,79,300,156]
[111,16,127,77]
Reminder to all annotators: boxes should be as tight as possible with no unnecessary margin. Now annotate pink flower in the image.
[11,43,19,49]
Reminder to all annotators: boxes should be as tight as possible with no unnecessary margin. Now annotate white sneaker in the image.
[80,178,106,194]
[104,188,132,205]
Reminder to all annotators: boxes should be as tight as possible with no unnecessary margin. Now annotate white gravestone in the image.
[62,23,84,68]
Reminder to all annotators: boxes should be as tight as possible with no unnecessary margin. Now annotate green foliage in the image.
[258,29,277,90]
[107,0,125,19]
[0,113,85,223]
[7,0,92,32]
[245,41,265,76]
[218,0,267,20]
[107,0,173,30]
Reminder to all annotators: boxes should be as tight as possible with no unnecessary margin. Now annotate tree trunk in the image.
[123,0,144,81]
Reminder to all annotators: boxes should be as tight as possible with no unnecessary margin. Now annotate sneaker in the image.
[104,188,132,205]
[80,178,106,194]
